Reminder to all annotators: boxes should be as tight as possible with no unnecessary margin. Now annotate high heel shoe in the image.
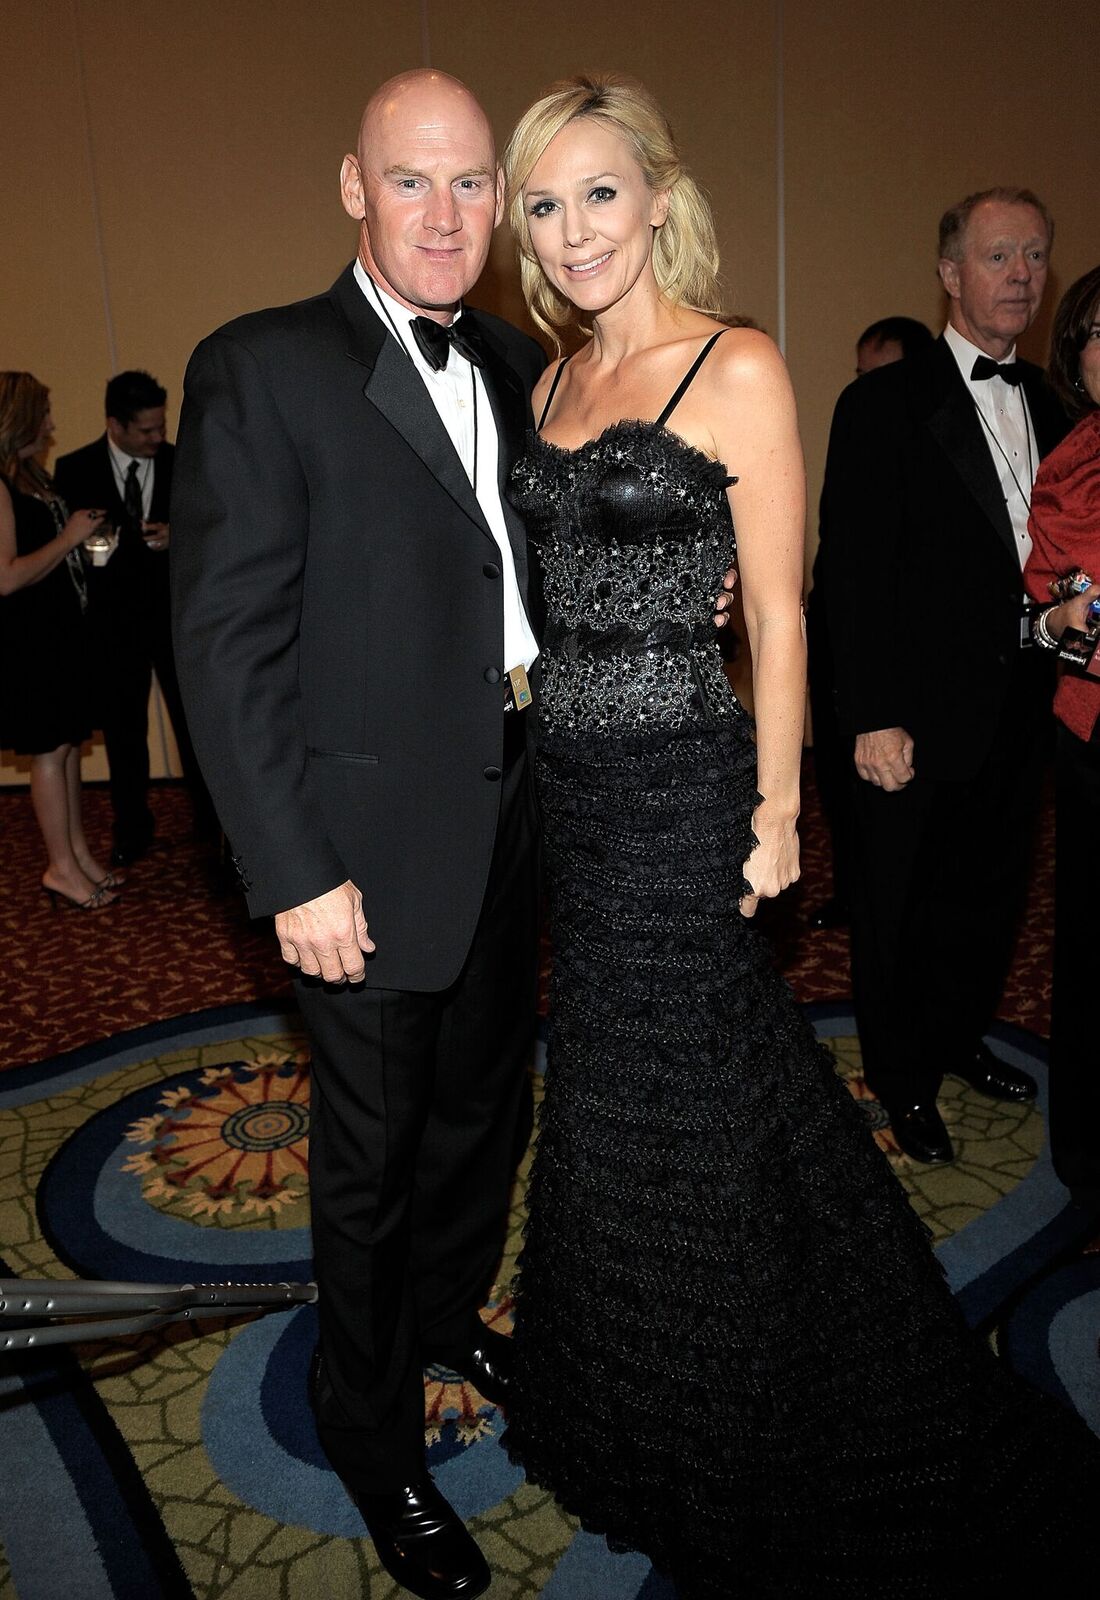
[93,872,124,891]
[42,884,117,912]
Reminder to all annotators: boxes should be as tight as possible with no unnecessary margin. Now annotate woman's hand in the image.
[0,484,109,596]
[1047,581,1100,639]
[740,804,800,919]
[61,506,109,551]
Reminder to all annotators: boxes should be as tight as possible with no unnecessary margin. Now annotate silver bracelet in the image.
[1033,605,1060,650]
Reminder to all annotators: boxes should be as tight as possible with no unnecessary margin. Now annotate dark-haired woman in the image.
[1024,264,1100,1200]
[0,372,118,908]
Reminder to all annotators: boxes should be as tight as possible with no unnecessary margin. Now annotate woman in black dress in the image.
[500,75,1100,1596]
[0,372,118,908]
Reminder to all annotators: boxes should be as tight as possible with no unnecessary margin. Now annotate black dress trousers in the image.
[850,654,1050,1110]
[91,551,214,846]
[299,727,538,1490]
[806,586,855,907]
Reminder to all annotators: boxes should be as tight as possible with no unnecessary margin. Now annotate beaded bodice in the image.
[510,419,742,736]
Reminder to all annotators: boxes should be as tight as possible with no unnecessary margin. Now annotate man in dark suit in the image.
[822,188,1065,1165]
[171,71,543,1600]
[54,371,212,864]
[807,316,934,932]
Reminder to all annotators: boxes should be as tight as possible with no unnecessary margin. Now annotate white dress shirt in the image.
[107,437,155,520]
[943,322,1036,569]
[354,263,538,674]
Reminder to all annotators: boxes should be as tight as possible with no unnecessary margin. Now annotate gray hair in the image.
[938,187,1053,262]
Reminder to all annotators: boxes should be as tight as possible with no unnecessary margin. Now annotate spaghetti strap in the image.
[536,355,574,432]
[655,329,730,429]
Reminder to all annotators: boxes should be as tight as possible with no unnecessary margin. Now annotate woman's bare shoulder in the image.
[531,355,569,411]
[709,324,785,379]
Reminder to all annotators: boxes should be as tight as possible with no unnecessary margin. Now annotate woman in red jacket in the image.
[1024,264,1100,1201]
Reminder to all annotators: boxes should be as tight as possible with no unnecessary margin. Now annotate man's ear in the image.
[340,153,366,221]
[938,257,959,300]
[494,166,506,228]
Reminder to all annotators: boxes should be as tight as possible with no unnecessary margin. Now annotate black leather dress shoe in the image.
[890,1103,954,1164]
[463,1328,514,1406]
[430,1327,514,1408]
[306,1352,489,1598]
[110,834,160,868]
[808,895,851,930]
[352,1477,490,1599]
[954,1043,1037,1103]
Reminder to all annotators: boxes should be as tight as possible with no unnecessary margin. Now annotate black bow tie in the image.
[409,316,485,372]
[971,355,1024,386]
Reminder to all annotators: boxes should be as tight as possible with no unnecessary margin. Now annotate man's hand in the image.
[141,521,170,552]
[714,565,738,627]
[275,880,375,983]
[855,727,915,791]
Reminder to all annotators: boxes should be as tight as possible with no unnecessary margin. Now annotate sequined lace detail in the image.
[511,422,739,735]
[539,640,739,735]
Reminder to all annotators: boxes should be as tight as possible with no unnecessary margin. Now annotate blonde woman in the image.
[500,75,1099,1596]
[0,373,117,908]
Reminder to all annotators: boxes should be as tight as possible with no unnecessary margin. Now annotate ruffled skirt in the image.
[504,718,1100,1597]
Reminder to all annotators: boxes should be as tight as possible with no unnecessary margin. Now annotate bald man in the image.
[172,72,545,1598]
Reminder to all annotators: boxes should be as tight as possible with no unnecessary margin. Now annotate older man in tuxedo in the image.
[822,189,1065,1165]
[172,72,544,1599]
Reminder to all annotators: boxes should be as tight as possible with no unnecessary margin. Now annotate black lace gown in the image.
[503,343,1100,1598]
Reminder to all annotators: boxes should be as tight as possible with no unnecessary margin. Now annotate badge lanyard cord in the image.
[970,384,1037,651]
[367,274,478,495]
[970,384,1035,518]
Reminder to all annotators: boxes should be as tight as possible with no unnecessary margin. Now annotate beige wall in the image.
[2,1,1097,778]
[784,0,1100,551]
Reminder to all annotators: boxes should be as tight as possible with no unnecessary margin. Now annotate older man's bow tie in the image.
[410,316,485,372]
[971,355,1024,386]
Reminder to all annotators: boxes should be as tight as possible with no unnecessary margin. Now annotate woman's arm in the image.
[0,480,104,597]
[708,331,807,916]
[1025,422,1100,639]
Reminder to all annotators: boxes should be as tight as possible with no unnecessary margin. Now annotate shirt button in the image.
[484,666,501,684]
[484,766,502,781]
[483,562,500,579]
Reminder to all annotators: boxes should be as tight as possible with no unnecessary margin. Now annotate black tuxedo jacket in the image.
[820,336,1066,781]
[54,435,174,611]
[171,264,545,990]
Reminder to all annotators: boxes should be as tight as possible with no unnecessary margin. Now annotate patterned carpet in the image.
[0,787,290,1074]
[0,761,1055,1074]
[1,770,1093,1600]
